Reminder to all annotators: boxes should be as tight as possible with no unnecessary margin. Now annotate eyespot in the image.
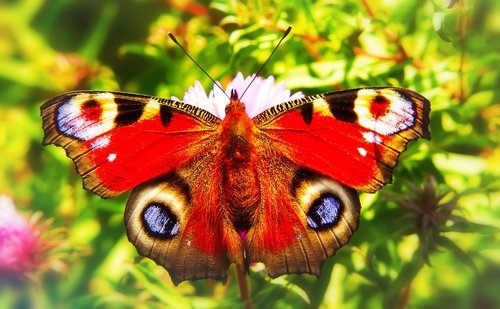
[354,89,416,135]
[291,168,360,232]
[125,172,190,243]
[56,93,117,141]
[142,202,180,238]
[306,193,343,230]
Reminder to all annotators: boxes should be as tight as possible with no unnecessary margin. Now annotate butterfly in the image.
[41,72,430,285]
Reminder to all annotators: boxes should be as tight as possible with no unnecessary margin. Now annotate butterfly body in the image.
[41,78,430,284]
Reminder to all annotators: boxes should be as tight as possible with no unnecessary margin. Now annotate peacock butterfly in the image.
[41,71,430,285]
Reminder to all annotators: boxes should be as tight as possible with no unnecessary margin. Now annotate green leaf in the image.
[435,236,479,273]
[383,255,425,308]
[433,12,452,42]
[127,263,193,308]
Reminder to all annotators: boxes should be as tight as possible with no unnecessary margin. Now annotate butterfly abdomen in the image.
[222,163,260,232]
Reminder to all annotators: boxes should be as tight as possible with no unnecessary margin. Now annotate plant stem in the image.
[236,264,253,309]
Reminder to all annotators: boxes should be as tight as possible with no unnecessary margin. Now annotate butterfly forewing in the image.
[41,91,221,198]
[253,87,431,193]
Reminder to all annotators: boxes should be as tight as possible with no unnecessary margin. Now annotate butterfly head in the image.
[225,89,246,115]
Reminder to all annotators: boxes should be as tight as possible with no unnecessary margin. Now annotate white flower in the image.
[172,72,304,119]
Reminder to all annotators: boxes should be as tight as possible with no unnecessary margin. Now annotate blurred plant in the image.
[396,176,468,263]
[370,176,498,308]
[0,195,67,282]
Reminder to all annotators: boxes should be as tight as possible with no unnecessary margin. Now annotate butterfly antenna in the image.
[168,32,229,100]
[240,26,292,100]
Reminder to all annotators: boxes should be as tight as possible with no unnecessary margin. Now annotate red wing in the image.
[41,91,221,198]
[253,87,431,193]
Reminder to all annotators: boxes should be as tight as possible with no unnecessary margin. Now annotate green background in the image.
[0,0,498,308]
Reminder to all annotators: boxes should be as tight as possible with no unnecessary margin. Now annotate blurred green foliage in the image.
[0,0,499,308]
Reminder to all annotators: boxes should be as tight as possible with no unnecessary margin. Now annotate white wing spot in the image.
[90,136,110,149]
[187,240,191,247]
[107,153,117,162]
[357,147,368,157]
[362,132,382,144]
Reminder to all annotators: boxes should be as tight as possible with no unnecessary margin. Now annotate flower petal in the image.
[177,72,303,119]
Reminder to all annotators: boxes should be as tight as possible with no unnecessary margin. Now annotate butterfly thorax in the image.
[220,93,260,235]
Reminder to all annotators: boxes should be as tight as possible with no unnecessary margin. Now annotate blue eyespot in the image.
[142,203,180,238]
[307,193,342,230]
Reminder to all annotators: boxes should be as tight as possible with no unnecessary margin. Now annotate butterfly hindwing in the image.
[245,151,361,277]
[124,163,239,284]
[254,87,431,193]
[41,91,220,198]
